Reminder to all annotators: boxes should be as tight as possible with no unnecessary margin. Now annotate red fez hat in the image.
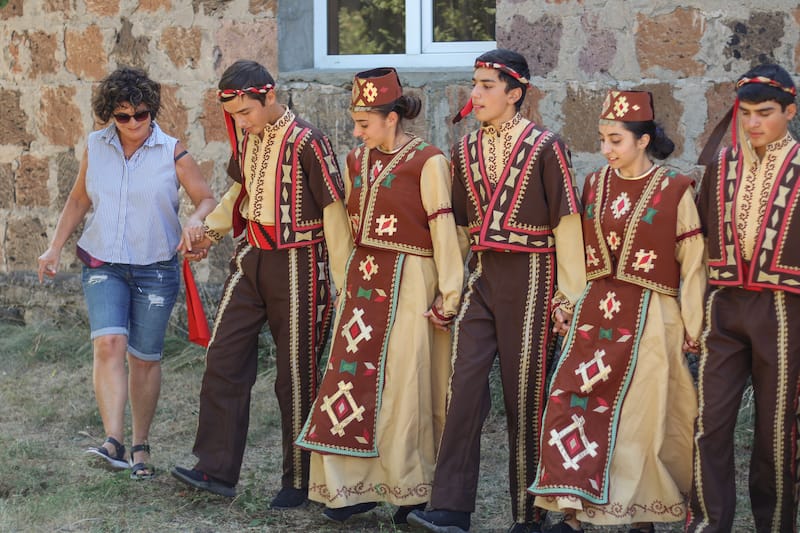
[599,90,654,122]
[351,67,403,110]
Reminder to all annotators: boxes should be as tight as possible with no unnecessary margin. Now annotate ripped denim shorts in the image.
[81,255,180,361]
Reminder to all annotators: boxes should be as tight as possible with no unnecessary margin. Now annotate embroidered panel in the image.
[530,278,650,503]
[296,247,404,456]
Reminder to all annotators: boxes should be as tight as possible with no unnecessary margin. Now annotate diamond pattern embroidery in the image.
[548,413,599,471]
[375,214,398,236]
[599,291,621,319]
[586,245,600,267]
[606,231,620,251]
[575,349,612,393]
[632,249,657,273]
[610,192,631,219]
[319,380,366,437]
[341,307,373,353]
[359,255,378,281]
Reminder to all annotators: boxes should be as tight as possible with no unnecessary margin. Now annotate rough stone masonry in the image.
[1,0,799,324]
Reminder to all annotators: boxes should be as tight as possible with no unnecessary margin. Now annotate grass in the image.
[0,321,757,532]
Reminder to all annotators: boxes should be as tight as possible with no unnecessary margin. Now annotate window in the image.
[313,0,496,69]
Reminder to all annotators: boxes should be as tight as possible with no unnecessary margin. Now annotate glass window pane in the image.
[433,0,495,43]
[328,0,405,55]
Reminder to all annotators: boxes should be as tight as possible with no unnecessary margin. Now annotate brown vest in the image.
[346,139,445,256]
[699,143,800,293]
[582,165,694,296]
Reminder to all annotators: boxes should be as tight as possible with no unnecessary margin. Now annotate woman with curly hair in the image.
[37,67,216,480]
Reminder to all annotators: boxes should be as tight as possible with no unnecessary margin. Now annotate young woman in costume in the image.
[529,90,706,533]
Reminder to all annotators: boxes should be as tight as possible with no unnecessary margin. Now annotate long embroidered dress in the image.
[297,136,464,507]
[530,165,706,525]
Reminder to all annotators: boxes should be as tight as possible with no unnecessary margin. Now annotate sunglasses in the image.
[113,110,151,123]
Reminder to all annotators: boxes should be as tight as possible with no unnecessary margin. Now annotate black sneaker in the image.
[322,502,378,522]
[171,466,236,497]
[508,522,543,533]
[270,487,308,509]
[407,508,471,532]
[393,503,427,524]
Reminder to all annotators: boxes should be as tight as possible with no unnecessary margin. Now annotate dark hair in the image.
[475,48,530,111]
[370,95,422,121]
[737,64,796,110]
[218,60,276,105]
[622,120,675,160]
[92,67,160,122]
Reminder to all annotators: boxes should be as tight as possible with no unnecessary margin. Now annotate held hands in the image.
[683,334,700,354]
[178,220,211,261]
[37,247,61,283]
[552,307,573,336]
[423,294,454,332]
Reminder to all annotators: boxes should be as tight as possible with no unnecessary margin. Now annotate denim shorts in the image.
[81,256,180,361]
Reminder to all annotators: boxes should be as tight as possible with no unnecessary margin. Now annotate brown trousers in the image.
[193,241,331,487]
[688,287,800,533]
[430,251,554,524]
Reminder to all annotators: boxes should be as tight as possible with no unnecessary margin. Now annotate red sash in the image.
[530,278,649,503]
[295,247,403,456]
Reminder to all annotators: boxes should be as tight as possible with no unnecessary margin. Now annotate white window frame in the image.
[313,0,496,69]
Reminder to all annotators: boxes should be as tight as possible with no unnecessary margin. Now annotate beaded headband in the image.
[736,76,797,96]
[217,84,275,101]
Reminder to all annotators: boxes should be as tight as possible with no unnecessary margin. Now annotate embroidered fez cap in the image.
[351,67,403,110]
[599,90,654,122]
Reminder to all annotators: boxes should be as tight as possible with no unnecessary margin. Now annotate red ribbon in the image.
[183,258,210,348]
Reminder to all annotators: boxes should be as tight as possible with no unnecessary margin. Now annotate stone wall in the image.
[1,0,798,324]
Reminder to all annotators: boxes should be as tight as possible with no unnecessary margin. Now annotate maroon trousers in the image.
[193,240,331,488]
[688,287,800,533]
[430,251,554,524]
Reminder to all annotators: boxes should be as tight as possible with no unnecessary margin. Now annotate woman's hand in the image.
[552,307,573,336]
[423,294,453,332]
[37,247,61,282]
[683,333,699,354]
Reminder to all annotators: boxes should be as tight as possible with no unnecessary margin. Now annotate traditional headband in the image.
[452,60,530,123]
[351,67,403,111]
[217,84,275,101]
[736,75,797,96]
[599,90,654,122]
[697,75,797,165]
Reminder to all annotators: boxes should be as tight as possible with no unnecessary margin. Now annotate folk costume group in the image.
[43,44,800,533]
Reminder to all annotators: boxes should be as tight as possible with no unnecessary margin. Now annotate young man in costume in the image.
[687,63,800,532]
[408,48,586,533]
[171,60,352,507]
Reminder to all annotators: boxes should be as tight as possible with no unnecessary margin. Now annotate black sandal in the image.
[129,443,156,480]
[86,436,129,470]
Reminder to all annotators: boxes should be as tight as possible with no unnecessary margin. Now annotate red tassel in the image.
[183,259,210,347]
[452,100,474,124]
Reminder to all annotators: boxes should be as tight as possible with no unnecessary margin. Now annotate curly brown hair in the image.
[92,67,161,123]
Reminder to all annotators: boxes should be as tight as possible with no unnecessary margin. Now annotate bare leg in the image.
[128,353,161,473]
[92,334,129,455]
[563,508,582,531]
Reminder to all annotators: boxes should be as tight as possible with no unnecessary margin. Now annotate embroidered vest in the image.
[582,165,694,296]
[228,116,342,248]
[455,123,578,253]
[702,144,800,293]
[346,139,444,256]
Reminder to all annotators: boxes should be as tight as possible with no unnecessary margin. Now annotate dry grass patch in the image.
[0,323,756,532]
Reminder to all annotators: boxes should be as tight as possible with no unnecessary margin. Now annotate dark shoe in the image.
[129,443,156,480]
[270,487,308,509]
[628,524,655,533]
[322,502,378,522]
[393,503,427,524]
[508,522,544,533]
[85,436,128,470]
[171,466,236,497]
[544,521,584,533]
[407,508,471,532]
